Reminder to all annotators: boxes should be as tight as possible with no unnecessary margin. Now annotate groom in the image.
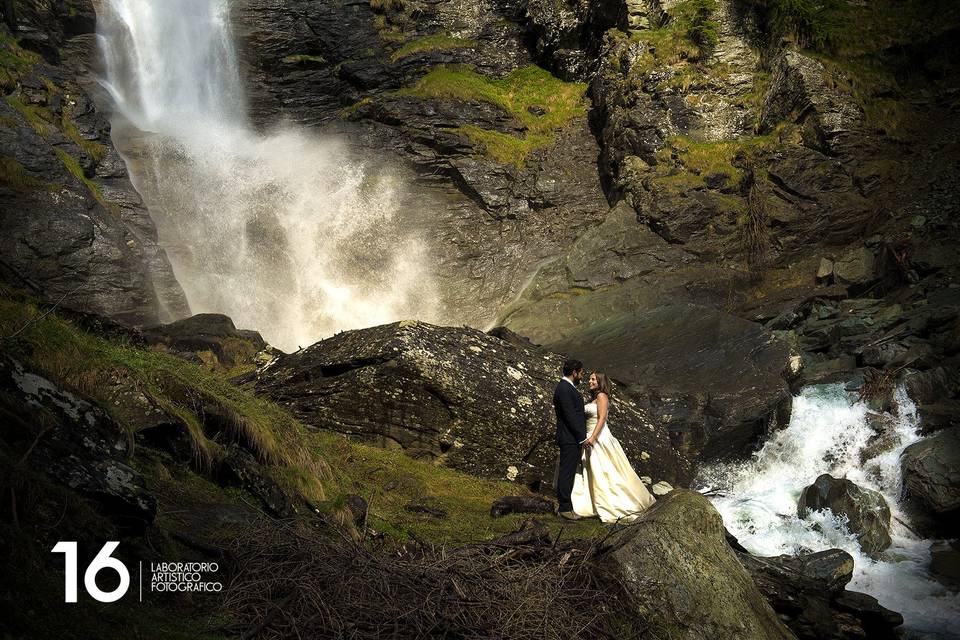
[553,359,589,521]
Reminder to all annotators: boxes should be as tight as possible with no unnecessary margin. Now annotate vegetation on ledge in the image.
[629,0,720,69]
[398,65,587,166]
[391,33,477,61]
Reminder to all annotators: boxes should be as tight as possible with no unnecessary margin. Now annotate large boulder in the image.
[255,320,692,489]
[797,474,892,557]
[549,303,793,460]
[741,549,903,640]
[598,490,795,640]
[901,428,960,536]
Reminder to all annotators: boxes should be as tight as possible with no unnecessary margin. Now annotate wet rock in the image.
[797,474,892,557]
[741,549,903,640]
[901,428,960,529]
[0,355,156,532]
[832,592,904,639]
[0,10,187,326]
[490,495,556,518]
[902,367,960,434]
[742,548,854,597]
[929,540,960,587]
[255,320,691,491]
[600,490,795,640]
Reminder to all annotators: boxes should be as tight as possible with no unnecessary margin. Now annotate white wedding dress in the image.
[571,401,656,522]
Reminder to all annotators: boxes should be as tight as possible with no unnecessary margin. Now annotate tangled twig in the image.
[222,518,643,640]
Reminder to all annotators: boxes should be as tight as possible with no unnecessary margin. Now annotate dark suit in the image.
[553,378,587,512]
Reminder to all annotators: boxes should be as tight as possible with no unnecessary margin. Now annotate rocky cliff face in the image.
[0,1,187,325]
[230,0,960,466]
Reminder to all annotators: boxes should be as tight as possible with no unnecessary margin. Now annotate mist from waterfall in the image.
[698,385,960,639]
[96,0,438,351]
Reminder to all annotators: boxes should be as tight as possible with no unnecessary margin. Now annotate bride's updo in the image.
[590,372,611,399]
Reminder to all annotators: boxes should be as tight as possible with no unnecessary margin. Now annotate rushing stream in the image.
[698,384,960,638]
[95,0,438,351]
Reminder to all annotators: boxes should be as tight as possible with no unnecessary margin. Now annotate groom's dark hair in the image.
[562,359,584,376]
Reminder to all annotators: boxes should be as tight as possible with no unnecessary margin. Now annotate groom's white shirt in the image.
[561,376,589,444]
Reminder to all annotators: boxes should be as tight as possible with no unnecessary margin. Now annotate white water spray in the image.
[96,0,438,351]
[698,384,960,639]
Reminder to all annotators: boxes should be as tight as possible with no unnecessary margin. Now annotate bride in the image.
[571,372,656,522]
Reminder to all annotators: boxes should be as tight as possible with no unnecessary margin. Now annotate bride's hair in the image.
[590,372,611,399]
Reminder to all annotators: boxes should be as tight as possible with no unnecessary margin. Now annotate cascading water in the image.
[96,0,438,351]
[698,384,960,639]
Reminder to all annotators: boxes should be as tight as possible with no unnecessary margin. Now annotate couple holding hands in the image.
[552,359,656,523]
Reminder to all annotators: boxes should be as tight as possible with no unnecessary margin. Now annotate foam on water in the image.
[698,384,960,638]
[96,0,438,351]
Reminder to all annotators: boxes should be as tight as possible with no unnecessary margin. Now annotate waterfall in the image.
[698,384,960,639]
[96,0,438,351]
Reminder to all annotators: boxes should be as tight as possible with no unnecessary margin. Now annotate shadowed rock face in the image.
[797,474,892,558]
[550,302,794,460]
[255,320,692,489]
[600,490,796,640]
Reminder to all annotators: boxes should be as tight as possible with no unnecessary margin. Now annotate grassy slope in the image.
[0,291,605,637]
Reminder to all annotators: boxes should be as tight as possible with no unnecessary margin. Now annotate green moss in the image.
[370,0,406,12]
[454,125,533,167]
[686,0,720,59]
[0,296,320,479]
[391,34,477,61]
[628,0,721,69]
[308,429,606,544]
[398,65,588,165]
[746,0,841,49]
[61,114,110,162]
[658,133,779,189]
[0,34,42,90]
[339,96,372,119]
